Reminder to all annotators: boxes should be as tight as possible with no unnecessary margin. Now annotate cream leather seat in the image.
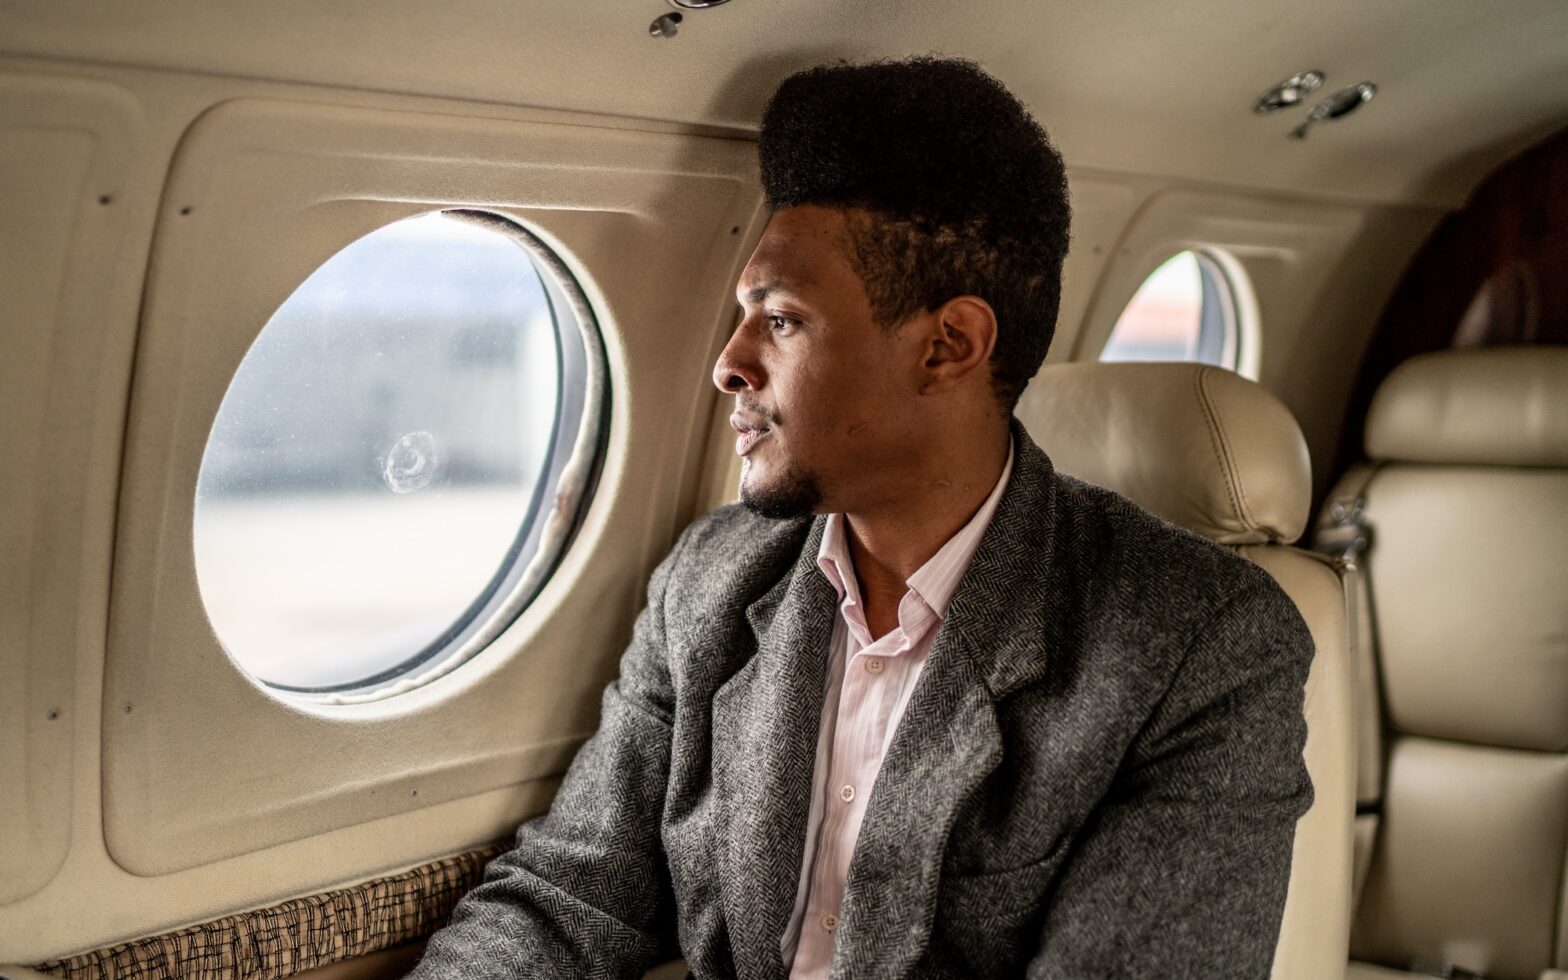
[1020,361,1357,980]
[1317,347,1568,980]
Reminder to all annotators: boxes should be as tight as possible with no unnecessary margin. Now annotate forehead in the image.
[736,205,862,301]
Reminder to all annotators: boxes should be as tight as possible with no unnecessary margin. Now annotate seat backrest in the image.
[1019,361,1357,980]
[1324,346,1568,980]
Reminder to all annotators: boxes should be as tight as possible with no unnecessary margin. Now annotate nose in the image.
[712,317,763,394]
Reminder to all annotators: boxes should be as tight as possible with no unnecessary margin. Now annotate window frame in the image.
[202,209,611,702]
[1098,247,1254,376]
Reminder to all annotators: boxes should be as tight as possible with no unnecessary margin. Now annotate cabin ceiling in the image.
[3,0,1567,207]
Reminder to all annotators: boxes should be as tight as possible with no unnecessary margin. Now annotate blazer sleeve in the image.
[1026,580,1316,980]
[408,533,686,980]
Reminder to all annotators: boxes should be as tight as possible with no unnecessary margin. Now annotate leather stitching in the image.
[1193,367,1252,534]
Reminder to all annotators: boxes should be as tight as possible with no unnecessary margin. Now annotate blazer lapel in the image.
[831,425,1062,979]
[713,517,837,980]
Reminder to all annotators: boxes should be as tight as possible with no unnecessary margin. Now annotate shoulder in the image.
[1049,472,1298,641]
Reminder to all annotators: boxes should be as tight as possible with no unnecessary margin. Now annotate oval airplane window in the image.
[193,211,605,698]
[1100,250,1246,371]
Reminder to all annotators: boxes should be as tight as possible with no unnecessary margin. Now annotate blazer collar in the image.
[830,421,1061,978]
[940,419,1060,700]
[716,421,1062,979]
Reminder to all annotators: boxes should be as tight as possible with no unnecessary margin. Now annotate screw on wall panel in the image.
[410,789,419,797]
[47,709,60,720]
[179,206,193,216]
[123,703,133,713]
[730,226,739,235]
[649,12,682,37]
[98,195,112,206]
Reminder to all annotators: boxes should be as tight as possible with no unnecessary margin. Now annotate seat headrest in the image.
[1366,346,1568,467]
[1022,362,1311,545]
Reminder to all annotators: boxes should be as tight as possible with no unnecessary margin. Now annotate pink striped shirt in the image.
[781,445,1015,978]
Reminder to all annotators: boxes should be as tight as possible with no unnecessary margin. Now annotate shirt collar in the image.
[815,439,1015,621]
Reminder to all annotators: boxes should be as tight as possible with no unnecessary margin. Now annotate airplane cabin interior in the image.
[2,1,1566,977]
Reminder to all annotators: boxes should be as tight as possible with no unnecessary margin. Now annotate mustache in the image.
[736,401,781,425]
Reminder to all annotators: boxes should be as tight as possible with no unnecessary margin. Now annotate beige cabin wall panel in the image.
[102,98,759,876]
[0,73,144,906]
[1041,173,1148,368]
[0,781,557,964]
[0,57,761,962]
[1051,186,1441,502]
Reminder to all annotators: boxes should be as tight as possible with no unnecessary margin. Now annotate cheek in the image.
[769,355,832,428]
[794,358,904,449]
[767,330,913,444]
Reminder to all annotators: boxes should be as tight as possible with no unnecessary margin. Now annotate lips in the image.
[735,430,767,456]
[730,413,771,457]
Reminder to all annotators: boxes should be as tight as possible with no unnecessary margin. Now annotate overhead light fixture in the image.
[1253,71,1326,114]
[1291,82,1377,139]
[648,0,727,39]
[649,11,682,37]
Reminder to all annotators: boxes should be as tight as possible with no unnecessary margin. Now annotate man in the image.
[412,57,1313,979]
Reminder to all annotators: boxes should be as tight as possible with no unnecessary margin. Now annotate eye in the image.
[766,313,800,333]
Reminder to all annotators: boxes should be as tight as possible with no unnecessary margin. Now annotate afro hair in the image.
[759,57,1070,407]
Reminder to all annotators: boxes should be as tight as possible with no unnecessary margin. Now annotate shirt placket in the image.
[792,626,917,976]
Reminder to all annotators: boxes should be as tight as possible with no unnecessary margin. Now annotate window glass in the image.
[194,211,602,697]
[1100,250,1242,370]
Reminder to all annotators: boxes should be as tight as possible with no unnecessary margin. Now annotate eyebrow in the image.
[738,281,808,305]
[740,283,777,304]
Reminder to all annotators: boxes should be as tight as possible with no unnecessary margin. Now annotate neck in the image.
[842,420,1011,637]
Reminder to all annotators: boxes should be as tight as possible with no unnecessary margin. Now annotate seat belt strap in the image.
[1313,462,1386,914]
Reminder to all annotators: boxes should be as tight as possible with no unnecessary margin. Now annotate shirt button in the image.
[821,914,838,933]
[865,658,884,674]
[839,784,855,802]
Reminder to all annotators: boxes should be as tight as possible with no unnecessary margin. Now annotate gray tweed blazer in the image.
[411,425,1314,980]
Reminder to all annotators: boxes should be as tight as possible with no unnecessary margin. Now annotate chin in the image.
[739,459,824,520]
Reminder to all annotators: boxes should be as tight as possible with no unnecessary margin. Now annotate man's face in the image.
[714,205,923,519]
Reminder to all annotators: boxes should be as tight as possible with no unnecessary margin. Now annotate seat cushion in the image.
[1350,737,1568,979]
[1363,466,1568,752]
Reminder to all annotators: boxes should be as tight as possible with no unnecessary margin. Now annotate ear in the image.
[917,295,998,395]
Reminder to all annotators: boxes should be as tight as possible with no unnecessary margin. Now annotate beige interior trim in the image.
[0,72,142,905]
